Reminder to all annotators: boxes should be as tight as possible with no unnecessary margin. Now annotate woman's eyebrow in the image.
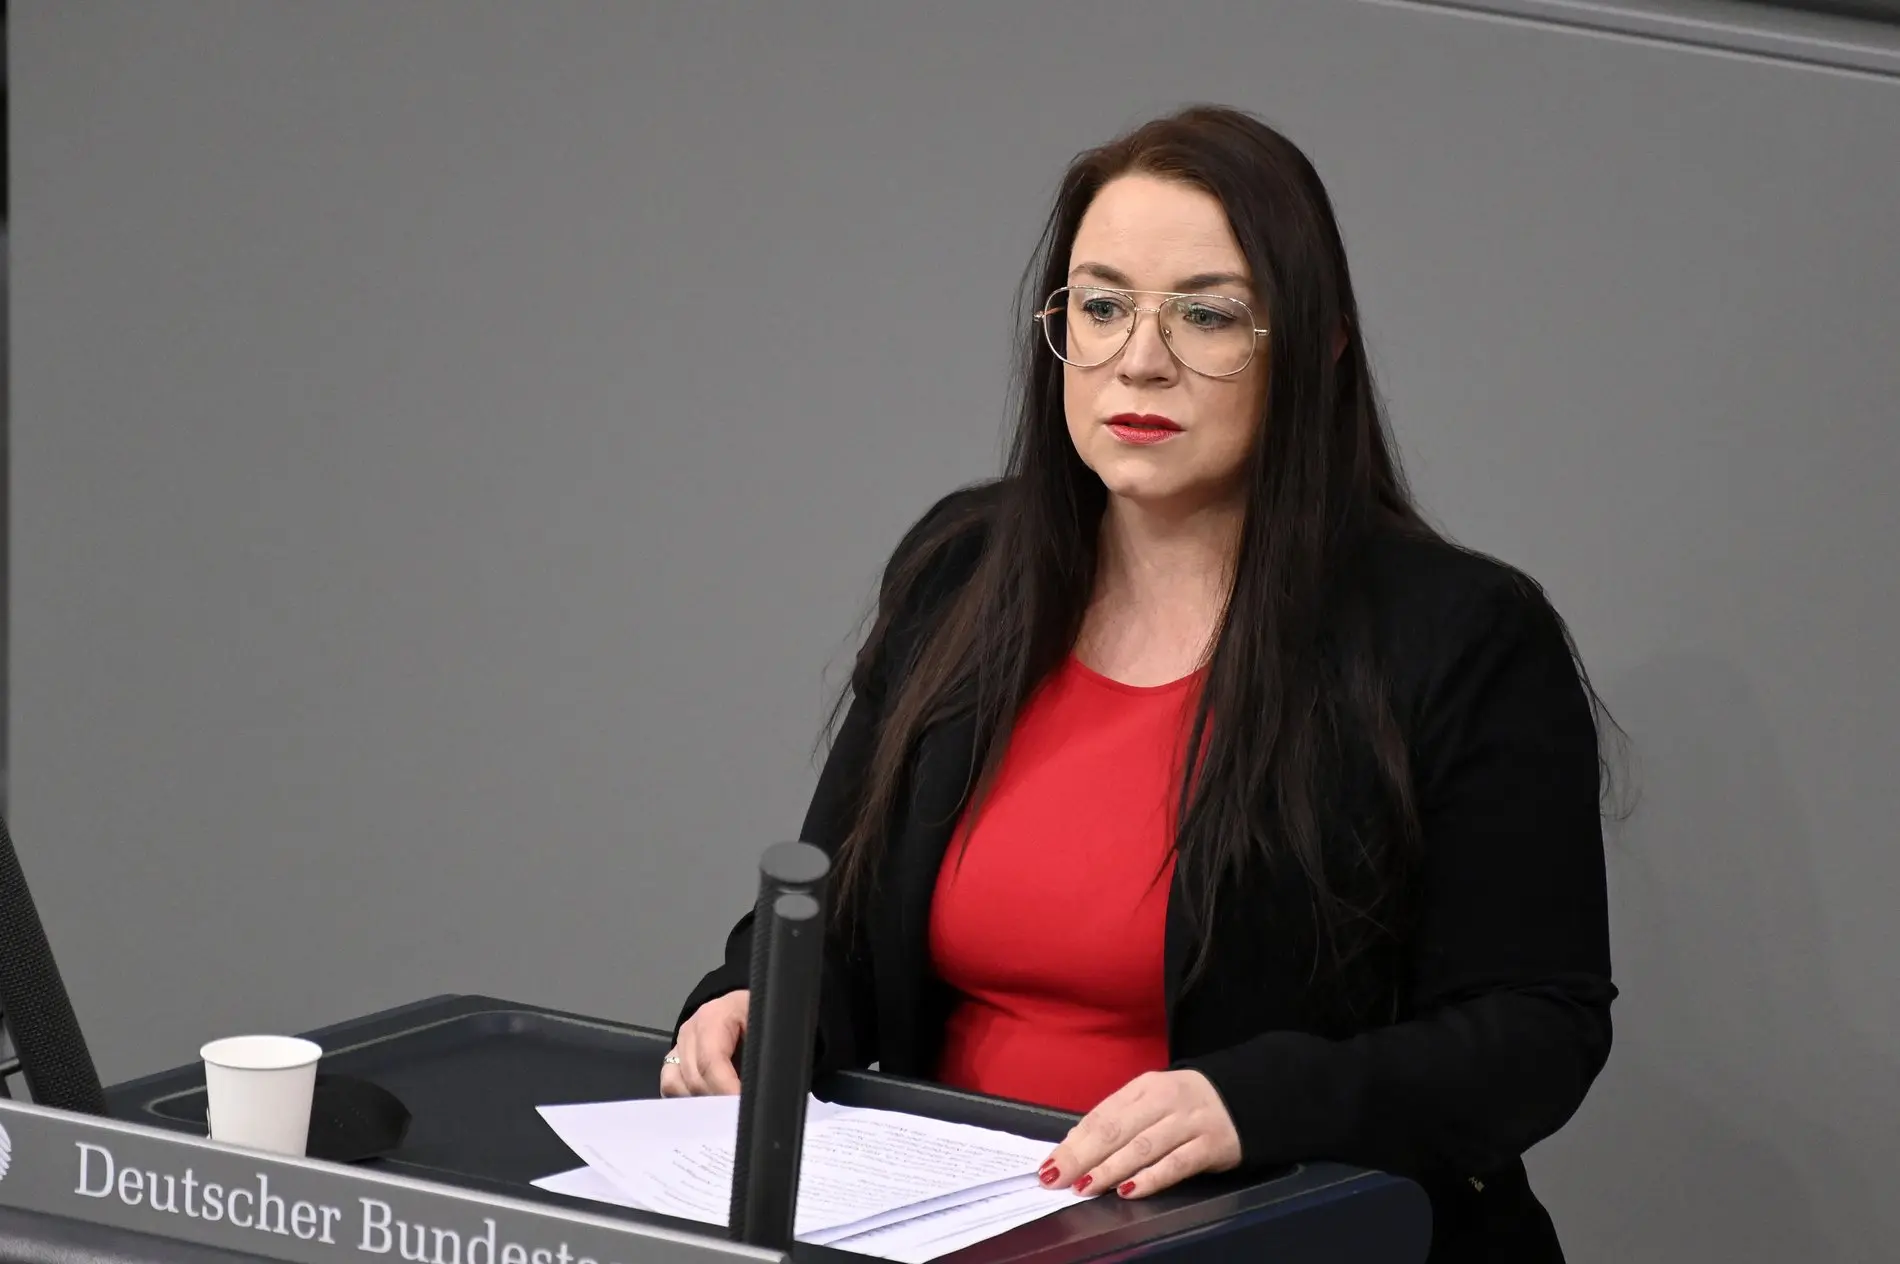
[1068,262,1252,293]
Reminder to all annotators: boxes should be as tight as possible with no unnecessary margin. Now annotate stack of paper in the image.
[533,1095,1079,1262]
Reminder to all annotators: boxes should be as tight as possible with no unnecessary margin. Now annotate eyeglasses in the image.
[1035,286,1270,379]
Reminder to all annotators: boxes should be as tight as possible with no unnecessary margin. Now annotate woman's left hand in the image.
[1037,1069,1242,1199]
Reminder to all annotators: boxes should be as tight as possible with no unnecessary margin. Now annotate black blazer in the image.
[680,482,1616,1263]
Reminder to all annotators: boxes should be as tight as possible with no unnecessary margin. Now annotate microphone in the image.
[727,841,830,1249]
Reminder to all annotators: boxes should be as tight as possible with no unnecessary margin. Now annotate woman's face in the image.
[1059,174,1267,517]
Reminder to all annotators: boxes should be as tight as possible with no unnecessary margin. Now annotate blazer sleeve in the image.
[672,485,989,1073]
[1174,576,1617,1181]
[671,681,883,1075]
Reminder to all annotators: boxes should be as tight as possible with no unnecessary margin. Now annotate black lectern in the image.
[0,836,1431,1264]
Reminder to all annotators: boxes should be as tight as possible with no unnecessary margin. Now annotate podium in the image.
[0,831,1431,1264]
[73,993,1425,1264]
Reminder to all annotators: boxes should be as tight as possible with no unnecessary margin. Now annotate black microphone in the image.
[728,841,830,1249]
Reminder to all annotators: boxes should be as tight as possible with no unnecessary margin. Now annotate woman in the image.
[663,104,1616,1262]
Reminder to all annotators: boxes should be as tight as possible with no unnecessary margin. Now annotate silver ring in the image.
[662,1053,682,1066]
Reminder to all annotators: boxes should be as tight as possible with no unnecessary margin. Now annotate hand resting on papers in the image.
[661,989,748,1097]
[663,991,1239,1203]
[1035,1069,1241,1200]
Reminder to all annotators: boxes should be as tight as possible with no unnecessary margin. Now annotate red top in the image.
[927,654,1203,1114]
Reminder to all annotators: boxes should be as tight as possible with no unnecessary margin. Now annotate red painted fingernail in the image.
[1074,1175,1093,1194]
[1038,1163,1058,1185]
[1118,1181,1136,1197]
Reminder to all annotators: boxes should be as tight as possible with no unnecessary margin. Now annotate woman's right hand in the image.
[660,990,749,1096]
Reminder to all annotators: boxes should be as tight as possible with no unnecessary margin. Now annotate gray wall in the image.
[12,1,1900,1259]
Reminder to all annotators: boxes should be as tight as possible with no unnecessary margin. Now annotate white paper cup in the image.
[200,1035,323,1156]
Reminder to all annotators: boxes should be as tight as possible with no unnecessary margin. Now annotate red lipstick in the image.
[1106,414,1183,446]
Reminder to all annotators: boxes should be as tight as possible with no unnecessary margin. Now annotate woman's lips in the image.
[1106,414,1183,445]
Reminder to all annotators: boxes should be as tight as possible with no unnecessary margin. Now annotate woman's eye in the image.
[1180,302,1237,330]
[1081,298,1128,323]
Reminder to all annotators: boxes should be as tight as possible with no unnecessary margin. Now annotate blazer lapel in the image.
[1163,865,1194,1049]
[871,707,979,1074]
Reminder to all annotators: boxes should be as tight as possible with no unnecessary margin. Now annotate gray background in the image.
[10,1,1899,1259]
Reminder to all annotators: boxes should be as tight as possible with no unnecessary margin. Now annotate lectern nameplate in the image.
[0,1099,781,1264]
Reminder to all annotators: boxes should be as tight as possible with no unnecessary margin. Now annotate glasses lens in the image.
[1161,294,1257,376]
[1042,287,1130,367]
[1040,288,1260,376]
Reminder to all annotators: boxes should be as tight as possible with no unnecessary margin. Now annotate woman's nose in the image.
[1117,309,1177,381]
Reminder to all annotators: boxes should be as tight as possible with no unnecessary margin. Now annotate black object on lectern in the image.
[0,814,108,1115]
[728,841,830,1250]
[110,994,1436,1263]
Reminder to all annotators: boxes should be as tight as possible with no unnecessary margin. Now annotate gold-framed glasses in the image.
[1035,285,1270,378]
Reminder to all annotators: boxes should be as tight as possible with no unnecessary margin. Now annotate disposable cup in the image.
[200,1035,322,1156]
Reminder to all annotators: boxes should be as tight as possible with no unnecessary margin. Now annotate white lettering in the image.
[530,1250,552,1264]
[501,1245,527,1264]
[227,1187,253,1229]
[75,1143,115,1197]
[398,1221,430,1262]
[150,1174,179,1214]
[360,1199,394,1253]
[555,1245,572,1264]
[320,1204,343,1245]
[466,1220,497,1264]
[202,1182,225,1223]
[182,1171,201,1218]
[292,1201,319,1240]
[117,1167,145,1206]
[257,1175,288,1235]
[431,1227,463,1264]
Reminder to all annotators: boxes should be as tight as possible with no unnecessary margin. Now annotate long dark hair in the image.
[832,106,1441,995]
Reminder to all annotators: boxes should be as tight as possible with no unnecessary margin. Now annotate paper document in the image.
[826,1186,1077,1263]
[535,1094,1078,1259]
[532,1165,648,1209]
[532,1166,1072,1264]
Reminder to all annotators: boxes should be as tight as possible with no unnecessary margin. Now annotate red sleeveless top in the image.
[926,654,1203,1113]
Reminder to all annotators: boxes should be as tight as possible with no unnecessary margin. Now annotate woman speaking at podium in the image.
[664,105,1615,1263]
